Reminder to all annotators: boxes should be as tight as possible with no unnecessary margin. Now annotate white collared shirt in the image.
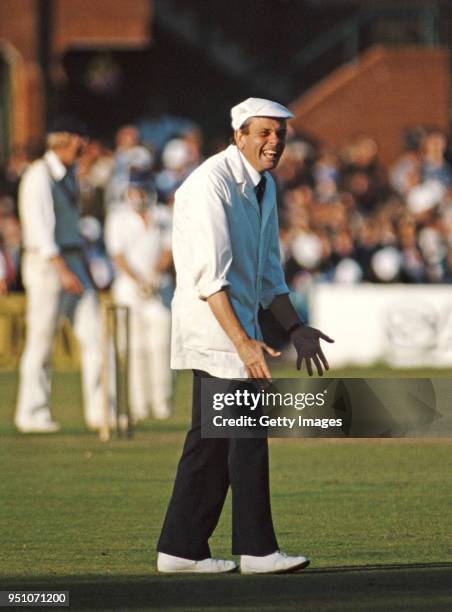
[238,150,262,187]
[19,150,67,259]
[170,144,289,378]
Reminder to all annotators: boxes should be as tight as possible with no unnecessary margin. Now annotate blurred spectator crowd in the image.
[1,118,452,299]
[276,127,452,295]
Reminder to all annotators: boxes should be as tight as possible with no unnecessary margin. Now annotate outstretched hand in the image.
[291,326,334,376]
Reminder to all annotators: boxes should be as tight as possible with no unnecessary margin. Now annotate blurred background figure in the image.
[78,138,113,219]
[79,215,114,291]
[0,237,8,295]
[105,166,173,421]
[155,137,197,204]
[0,145,32,216]
[340,134,389,214]
[420,129,452,187]
[104,125,154,208]
[389,126,424,198]
[0,196,21,292]
[15,116,104,433]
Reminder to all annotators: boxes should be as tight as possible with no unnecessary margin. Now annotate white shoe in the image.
[157,552,237,574]
[15,416,61,434]
[240,550,310,574]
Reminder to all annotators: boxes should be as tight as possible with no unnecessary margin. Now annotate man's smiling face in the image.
[235,116,287,174]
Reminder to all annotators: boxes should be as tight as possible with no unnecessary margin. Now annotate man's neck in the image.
[237,150,262,186]
[52,149,73,169]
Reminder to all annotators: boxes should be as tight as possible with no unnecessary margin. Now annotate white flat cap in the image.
[231,97,294,130]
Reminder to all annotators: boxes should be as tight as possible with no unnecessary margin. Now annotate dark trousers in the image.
[157,370,278,560]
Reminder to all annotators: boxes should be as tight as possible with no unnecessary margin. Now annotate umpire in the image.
[157,98,334,574]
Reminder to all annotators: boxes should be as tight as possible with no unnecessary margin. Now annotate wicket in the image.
[100,303,133,441]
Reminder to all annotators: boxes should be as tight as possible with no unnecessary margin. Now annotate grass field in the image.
[1,368,451,610]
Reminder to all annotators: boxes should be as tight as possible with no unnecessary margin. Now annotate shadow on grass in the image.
[1,563,451,610]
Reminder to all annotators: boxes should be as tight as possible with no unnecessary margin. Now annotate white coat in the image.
[171,144,289,378]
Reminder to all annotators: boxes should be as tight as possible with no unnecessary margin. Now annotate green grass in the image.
[1,369,451,610]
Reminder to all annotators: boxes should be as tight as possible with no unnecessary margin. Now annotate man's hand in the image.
[50,256,83,294]
[137,281,156,299]
[291,326,334,376]
[235,337,280,380]
[58,267,84,294]
[206,289,281,379]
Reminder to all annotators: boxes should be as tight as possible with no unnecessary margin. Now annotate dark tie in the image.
[255,175,266,206]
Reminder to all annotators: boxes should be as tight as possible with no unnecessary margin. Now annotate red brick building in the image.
[0,0,152,162]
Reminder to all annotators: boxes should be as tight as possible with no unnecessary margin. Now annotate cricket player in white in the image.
[15,116,103,432]
[105,167,173,421]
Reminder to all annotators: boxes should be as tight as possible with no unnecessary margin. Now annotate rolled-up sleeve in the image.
[260,206,289,308]
[186,174,232,300]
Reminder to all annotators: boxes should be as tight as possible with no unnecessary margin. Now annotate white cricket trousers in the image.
[15,253,103,428]
[113,292,172,420]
